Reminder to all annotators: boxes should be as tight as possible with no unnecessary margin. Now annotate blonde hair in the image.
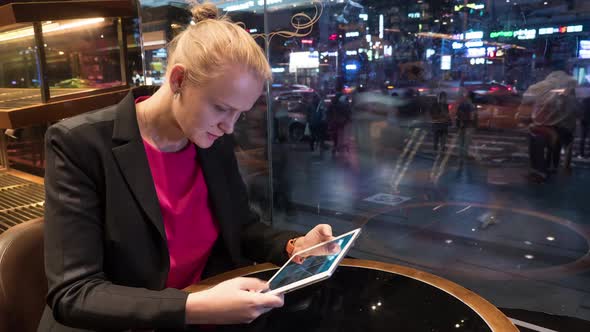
[167,2,271,86]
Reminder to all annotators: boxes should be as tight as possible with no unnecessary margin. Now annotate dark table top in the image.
[188,259,516,332]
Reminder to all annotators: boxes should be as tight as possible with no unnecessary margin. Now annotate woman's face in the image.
[172,65,264,149]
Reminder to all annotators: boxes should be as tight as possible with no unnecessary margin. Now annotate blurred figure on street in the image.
[548,87,578,173]
[578,96,590,159]
[525,71,578,182]
[307,94,327,152]
[430,92,451,153]
[456,90,478,166]
[328,91,352,155]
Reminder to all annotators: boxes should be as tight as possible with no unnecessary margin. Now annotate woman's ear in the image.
[169,64,187,93]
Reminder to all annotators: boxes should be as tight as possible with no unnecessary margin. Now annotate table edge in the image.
[184,258,517,332]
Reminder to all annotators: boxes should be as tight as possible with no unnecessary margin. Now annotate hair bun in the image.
[191,2,220,23]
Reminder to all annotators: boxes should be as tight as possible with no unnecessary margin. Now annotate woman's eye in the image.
[214,105,227,113]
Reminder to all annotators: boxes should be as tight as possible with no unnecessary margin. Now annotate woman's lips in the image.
[207,133,220,141]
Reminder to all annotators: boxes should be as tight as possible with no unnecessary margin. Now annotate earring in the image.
[174,89,181,99]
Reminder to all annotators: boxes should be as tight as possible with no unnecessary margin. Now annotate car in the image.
[418,80,463,101]
[386,81,428,98]
[449,93,525,130]
[465,81,518,96]
[272,90,323,142]
[419,81,518,102]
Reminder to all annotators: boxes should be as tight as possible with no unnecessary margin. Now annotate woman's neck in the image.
[136,87,189,152]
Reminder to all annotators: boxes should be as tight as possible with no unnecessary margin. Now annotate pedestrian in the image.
[548,87,577,173]
[578,96,590,158]
[525,73,578,182]
[307,94,325,151]
[430,92,451,153]
[527,125,558,183]
[328,91,351,155]
[456,90,478,166]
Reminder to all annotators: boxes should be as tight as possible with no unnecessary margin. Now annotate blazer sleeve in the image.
[223,138,302,266]
[44,124,188,330]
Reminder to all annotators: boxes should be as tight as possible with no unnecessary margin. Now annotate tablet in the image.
[266,228,361,295]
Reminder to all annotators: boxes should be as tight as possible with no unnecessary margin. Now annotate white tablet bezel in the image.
[266,228,361,295]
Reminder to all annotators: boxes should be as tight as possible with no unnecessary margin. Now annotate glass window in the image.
[125,17,146,87]
[140,4,192,85]
[42,18,123,98]
[228,0,590,327]
[0,23,42,109]
[136,1,590,327]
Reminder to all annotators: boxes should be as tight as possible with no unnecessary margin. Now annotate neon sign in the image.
[489,31,513,38]
[466,47,486,58]
[514,29,536,40]
[441,55,452,70]
[466,41,484,48]
[454,3,485,11]
[345,64,358,71]
[470,58,486,65]
[579,40,590,59]
[539,25,583,35]
[426,49,435,59]
[452,41,484,50]
[453,31,483,40]
[289,51,319,72]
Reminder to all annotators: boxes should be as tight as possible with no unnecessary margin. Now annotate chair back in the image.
[0,218,46,332]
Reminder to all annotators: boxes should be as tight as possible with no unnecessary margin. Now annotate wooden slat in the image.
[0,86,130,128]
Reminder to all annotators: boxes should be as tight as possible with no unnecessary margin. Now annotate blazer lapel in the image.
[197,141,235,252]
[111,87,166,241]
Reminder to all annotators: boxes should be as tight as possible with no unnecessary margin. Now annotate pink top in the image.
[137,97,219,289]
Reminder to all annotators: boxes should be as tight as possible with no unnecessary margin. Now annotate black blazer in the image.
[39,87,300,331]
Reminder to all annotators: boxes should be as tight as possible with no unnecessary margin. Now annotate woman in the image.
[40,3,334,331]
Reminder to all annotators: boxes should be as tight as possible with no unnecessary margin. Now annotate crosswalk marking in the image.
[404,131,590,167]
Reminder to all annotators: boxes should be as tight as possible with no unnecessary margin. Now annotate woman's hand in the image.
[293,224,338,257]
[185,277,284,325]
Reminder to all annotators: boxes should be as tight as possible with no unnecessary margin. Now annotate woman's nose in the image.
[219,111,240,134]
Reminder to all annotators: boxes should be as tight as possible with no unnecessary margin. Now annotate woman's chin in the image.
[193,136,215,149]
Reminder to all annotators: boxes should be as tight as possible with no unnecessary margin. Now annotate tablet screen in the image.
[268,229,359,292]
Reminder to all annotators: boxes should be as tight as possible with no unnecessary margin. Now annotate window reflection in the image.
[42,18,123,97]
[139,0,590,326]
[0,24,41,109]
